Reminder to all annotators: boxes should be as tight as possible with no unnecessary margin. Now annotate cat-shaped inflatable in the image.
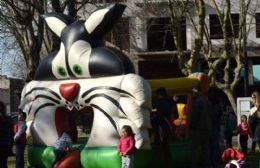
[19,3,151,168]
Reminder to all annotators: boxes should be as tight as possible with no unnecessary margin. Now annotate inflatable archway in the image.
[19,4,151,168]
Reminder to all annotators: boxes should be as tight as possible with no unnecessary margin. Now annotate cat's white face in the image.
[20,74,152,149]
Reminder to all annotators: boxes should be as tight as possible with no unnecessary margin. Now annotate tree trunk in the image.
[223,89,237,114]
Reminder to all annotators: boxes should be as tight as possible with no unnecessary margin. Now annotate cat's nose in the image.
[59,83,80,101]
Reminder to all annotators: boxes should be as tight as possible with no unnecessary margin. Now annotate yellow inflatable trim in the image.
[177,103,187,119]
[147,77,200,95]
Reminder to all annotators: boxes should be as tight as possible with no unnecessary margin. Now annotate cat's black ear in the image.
[34,51,58,80]
[42,13,75,37]
[84,3,126,38]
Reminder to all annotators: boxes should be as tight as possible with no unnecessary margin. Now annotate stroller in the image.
[222,147,248,168]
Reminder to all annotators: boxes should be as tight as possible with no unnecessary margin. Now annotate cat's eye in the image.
[73,64,83,75]
[57,66,67,77]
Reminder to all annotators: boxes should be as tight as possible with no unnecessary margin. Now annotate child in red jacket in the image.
[118,125,135,168]
[14,111,27,168]
[237,115,252,155]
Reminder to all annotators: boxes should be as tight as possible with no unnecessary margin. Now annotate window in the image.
[138,60,182,79]
[253,65,260,83]
[105,18,130,52]
[147,17,186,51]
[209,14,239,39]
[256,13,260,38]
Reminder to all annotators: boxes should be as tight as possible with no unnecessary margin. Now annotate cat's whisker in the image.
[84,93,126,116]
[26,101,34,117]
[90,103,119,135]
[34,103,56,118]
[81,86,134,99]
[34,95,60,104]
[24,87,62,100]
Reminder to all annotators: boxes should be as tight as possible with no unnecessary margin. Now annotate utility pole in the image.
[242,0,249,96]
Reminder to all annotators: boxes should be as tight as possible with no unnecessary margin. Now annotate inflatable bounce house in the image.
[19,3,151,168]
[147,72,209,167]
[19,3,209,168]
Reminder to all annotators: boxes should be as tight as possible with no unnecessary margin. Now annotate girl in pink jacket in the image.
[118,125,135,168]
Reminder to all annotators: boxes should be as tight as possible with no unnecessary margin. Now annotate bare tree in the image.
[0,0,92,81]
[1,0,258,112]
[0,40,25,78]
[203,0,256,112]
[142,0,257,112]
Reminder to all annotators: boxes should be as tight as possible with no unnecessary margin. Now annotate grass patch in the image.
[8,146,260,168]
[246,151,260,168]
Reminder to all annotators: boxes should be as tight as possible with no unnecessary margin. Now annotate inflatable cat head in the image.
[35,3,134,80]
[19,3,151,151]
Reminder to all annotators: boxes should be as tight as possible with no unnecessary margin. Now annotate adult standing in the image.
[223,106,237,148]
[155,87,173,122]
[0,101,14,168]
[249,91,259,152]
[218,98,226,145]
[14,111,27,168]
[151,87,173,168]
[208,89,222,167]
[249,92,260,152]
[189,87,212,168]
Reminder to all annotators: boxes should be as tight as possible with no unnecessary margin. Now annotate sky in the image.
[0,36,25,79]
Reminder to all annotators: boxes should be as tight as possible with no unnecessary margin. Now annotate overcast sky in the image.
[0,37,25,79]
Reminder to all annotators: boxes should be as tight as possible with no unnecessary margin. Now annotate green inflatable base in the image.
[80,147,121,168]
[27,140,192,168]
[27,143,85,168]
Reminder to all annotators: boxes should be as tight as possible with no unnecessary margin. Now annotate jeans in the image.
[122,155,134,168]
[15,144,26,168]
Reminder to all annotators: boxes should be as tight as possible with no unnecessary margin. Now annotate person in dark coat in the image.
[189,87,212,168]
[208,89,222,167]
[151,87,173,168]
[248,104,260,150]
[0,101,14,168]
[155,87,173,122]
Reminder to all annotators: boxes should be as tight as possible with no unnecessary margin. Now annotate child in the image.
[237,115,251,155]
[52,131,72,168]
[14,111,27,168]
[118,125,135,168]
[222,147,247,168]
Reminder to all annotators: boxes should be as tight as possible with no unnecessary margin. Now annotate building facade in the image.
[0,75,24,116]
[89,0,260,90]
